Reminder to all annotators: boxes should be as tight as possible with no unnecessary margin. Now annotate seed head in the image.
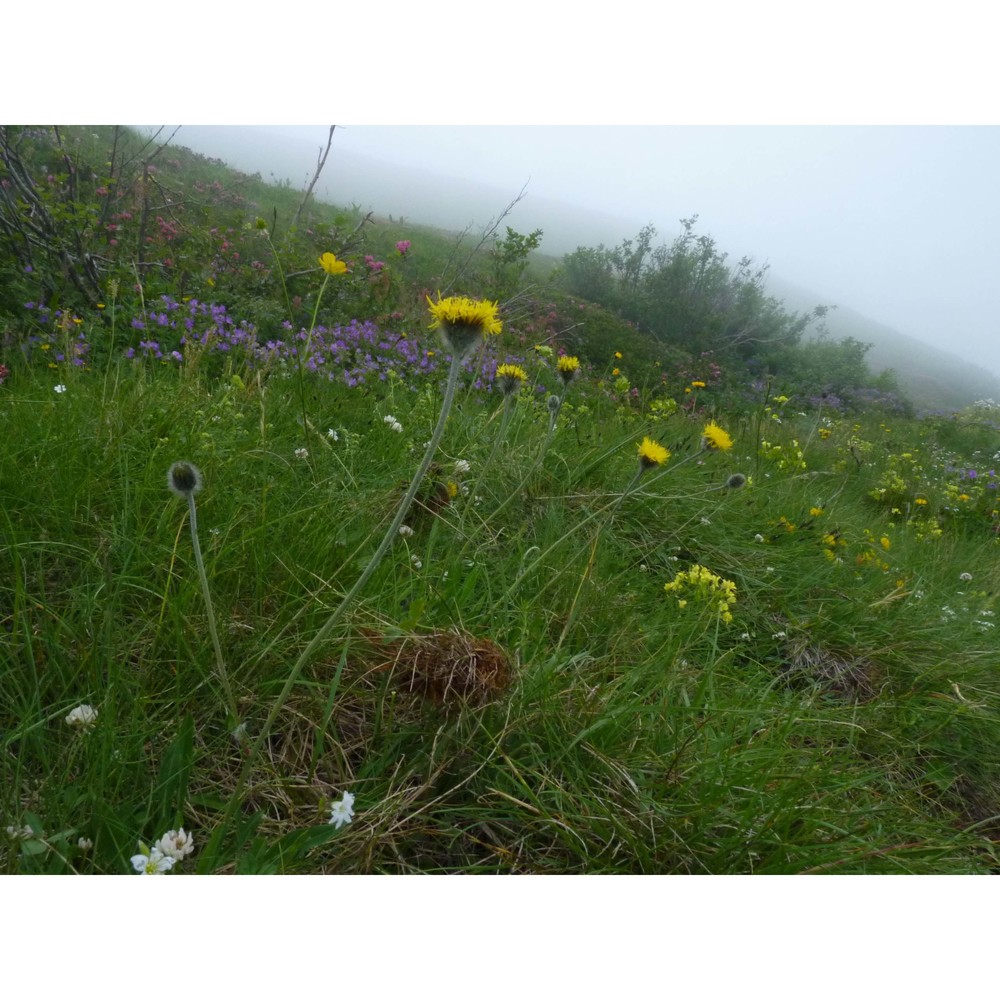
[726,473,747,489]
[167,461,203,498]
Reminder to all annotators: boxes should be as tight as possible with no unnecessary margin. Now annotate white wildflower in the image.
[959,572,973,582]
[454,459,471,475]
[154,828,195,861]
[328,791,356,830]
[131,846,175,875]
[398,525,414,537]
[65,704,98,729]
[77,837,93,852]
[54,384,67,394]
[772,631,787,640]
[294,447,309,460]
[326,428,339,441]
[754,534,765,543]
[383,415,403,433]
[5,824,34,840]
[411,555,422,570]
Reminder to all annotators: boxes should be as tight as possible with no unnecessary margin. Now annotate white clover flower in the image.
[454,459,471,475]
[77,837,93,852]
[383,415,403,433]
[154,828,195,861]
[959,572,973,582]
[294,447,309,460]
[398,525,414,537]
[54,384,67,393]
[328,791,355,830]
[326,428,339,441]
[754,534,765,543]
[65,704,98,729]
[5,824,34,840]
[131,846,175,875]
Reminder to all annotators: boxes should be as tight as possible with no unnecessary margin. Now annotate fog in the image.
[154,124,1000,381]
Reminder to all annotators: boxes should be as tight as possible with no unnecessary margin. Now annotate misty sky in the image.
[160,124,1000,380]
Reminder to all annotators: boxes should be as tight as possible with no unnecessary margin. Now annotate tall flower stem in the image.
[184,491,238,724]
[236,351,465,779]
[295,272,330,454]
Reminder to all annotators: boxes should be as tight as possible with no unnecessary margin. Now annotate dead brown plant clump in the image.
[368,628,513,706]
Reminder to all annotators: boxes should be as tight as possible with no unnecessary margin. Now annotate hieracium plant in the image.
[167,461,238,724]
[245,293,503,759]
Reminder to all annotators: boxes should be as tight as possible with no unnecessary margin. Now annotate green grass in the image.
[2,338,999,874]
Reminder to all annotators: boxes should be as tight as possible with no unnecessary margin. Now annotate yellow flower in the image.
[319,252,348,275]
[556,355,581,386]
[612,368,620,376]
[496,363,528,396]
[637,436,670,468]
[880,536,891,551]
[809,507,824,517]
[818,428,832,439]
[426,294,502,336]
[446,481,459,499]
[691,380,706,389]
[427,294,502,358]
[614,351,622,359]
[701,421,733,451]
[915,497,928,506]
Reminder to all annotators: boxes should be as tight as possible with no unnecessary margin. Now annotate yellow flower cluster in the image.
[663,564,737,624]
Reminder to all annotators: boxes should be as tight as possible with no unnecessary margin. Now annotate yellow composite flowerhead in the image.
[556,355,581,386]
[318,252,349,275]
[426,294,503,336]
[701,421,734,452]
[637,436,670,469]
[496,363,528,397]
[426,294,502,359]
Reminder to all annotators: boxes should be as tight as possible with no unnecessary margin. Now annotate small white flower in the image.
[328,791,356,830]
[65,704,98,729]
[5,824,34,840]
[154,828,195,861]
[398,525,414,537]
[326,428,339,441]
[54,384,67,393]
[740,632,751,641]
[411,555,422,570]
[454,459,471,475]
[383,415,403,433]
[772,631,787,640]
[754,534,765,543]
[700,517,712,526]
[131,846,175,875]
[77,837,93,852]
[294,447,309,460]
[639,564,648,573]
[959,572,973,582]
[765,566,775,574]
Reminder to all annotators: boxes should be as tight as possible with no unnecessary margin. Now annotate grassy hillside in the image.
[2,126,1000,875]
[767,276,1000,413]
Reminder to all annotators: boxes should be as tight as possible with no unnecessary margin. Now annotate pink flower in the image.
[395,240,411,255]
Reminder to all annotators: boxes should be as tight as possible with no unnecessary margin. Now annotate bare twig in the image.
[292,126,336,231]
